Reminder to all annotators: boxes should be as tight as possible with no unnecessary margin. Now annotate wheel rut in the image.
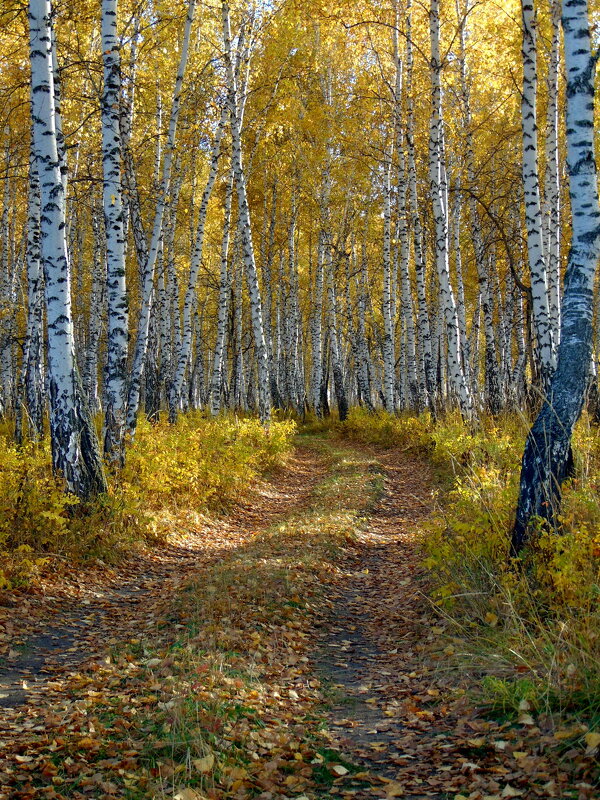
[314,448,453,799]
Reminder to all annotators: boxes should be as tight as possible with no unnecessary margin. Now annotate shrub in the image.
[0,414,295,588]
[422,412,600,724]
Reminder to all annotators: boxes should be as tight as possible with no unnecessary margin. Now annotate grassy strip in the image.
[0,437,382,800]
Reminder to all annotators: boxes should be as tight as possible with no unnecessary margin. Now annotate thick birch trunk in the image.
[511,0,600,553]
[29,0,106,497]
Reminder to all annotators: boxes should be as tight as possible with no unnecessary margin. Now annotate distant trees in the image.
[3,0,592,500]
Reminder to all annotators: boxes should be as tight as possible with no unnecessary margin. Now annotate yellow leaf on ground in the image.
[584,731,600,752]
[501,785,525,798]
[332,764,349,776]
[385,781,404,797]
[192,753,214,773]
[174,789,208,800]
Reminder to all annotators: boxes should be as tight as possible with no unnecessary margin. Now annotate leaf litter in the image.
[0,437,597,799]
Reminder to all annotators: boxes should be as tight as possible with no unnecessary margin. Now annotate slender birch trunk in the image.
[406,0,434,409]
[262,179,281,407]
[0,144,15,417]
[521,0,555,387]
[429,0,472,417]
[171,107,227,414]
[126,0,196,434]
[311,230,326,415]
[101,0,128,465]
[456,0,504,414]
[357,239,374,410]
[22,146,44,439]
[82,204,106,414]
[543,0,561,348]
[210,170,234,415]
[327,254,348,421]
[382,155,395,412]
[222,0,270,422]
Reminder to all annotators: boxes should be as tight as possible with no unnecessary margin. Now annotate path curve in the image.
[0,446,326,710]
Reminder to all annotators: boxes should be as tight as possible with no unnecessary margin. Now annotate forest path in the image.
[0,435,581,800]
[0,445,328,710]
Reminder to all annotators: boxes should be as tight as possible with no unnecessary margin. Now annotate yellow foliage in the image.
[339,406,433,451]
[0,414,295,589]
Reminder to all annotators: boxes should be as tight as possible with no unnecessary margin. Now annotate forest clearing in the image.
[1,0,600,796]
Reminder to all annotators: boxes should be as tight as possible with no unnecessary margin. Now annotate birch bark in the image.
[101,0,129,465]
[126,0,196,434]
[521,0,555,387]
[29,0,107,497]
[429,0,472,417]
[221,0,270,422]
[512,0,600,552]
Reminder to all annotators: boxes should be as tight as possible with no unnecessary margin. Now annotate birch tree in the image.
[521,0,555,388]
[221,0,271,422]
[28,0,106,497]
[126,0,196,434]
[429,0,472,418]
[511,0,600,553]
[101,0,128,465]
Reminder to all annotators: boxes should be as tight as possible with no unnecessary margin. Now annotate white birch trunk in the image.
[382,156,396,412]
[521,0,555,386]
[543,0,561,348]
[171,107,227,412]
[222,0,270,422]
[101,0,128,465]
[83,204,106,414]
[22,146,45,438]
[210,171,233,416]
[29,0,106,497]
[406,0,434,408]
[429,0,472,417]
[126,0,196,434]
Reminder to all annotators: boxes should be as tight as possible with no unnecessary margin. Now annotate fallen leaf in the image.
[174,789,208,800]
[332,764,349,776]
[501,785,525,798]
[192,753,214,773]
[584,731,600,753]
[385,781,404,797]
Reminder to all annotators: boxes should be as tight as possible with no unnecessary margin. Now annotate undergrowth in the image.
[338,406,600,729]
[0,413,294,589]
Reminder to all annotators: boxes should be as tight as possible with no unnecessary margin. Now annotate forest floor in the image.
[0,434,596,800]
